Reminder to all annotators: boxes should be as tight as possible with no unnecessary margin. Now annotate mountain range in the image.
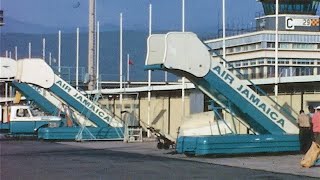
[0,17,220,82]
[1,16,220,35]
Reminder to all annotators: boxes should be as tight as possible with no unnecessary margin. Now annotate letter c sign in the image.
[286,17,294,30]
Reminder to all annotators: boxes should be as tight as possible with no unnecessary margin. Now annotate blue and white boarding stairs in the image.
[145,32,299,155]
[0,57,124,140]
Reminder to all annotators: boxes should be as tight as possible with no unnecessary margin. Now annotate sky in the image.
[1,0,263,31]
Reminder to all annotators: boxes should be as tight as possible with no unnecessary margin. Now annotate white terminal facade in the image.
[206,0,320,107]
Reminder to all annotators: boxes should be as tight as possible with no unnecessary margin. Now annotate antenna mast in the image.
[88,0,96,90]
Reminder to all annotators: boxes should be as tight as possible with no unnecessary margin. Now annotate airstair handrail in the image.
[203,43,298,124]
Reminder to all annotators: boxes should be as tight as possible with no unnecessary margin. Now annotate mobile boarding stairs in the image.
[145,32,300,156]
[0,57,124,140]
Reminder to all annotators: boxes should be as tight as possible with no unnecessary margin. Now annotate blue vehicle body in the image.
[176,134,299,156]
[0,105,61,135]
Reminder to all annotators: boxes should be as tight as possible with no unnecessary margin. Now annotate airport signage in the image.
[286,16,319,30]
[55,78,121,126]
[211,64,290,130]
[30,84,44,95]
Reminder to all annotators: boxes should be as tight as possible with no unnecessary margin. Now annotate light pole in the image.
[42,38,46,61]
[58,30,61,75]
[181,0,186,117]
[222,0,226,66]
[147,3,152,137]
[76,28,79,90]
[15,46,17,60]
[120,13,123,112]
[28,42,32,59]
[275,0,279,101]
[96,21,100,90]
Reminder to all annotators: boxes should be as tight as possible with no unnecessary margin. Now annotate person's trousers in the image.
[299,127,312,153]
[314,132,320,145]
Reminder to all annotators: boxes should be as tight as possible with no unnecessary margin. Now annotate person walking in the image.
[312,106,320,145]
[297,110,312,153]
[308,105,315,118]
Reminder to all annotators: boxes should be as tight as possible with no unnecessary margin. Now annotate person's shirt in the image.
[312,111,320,133]
[308,113,314,119]
[297,113,311,128]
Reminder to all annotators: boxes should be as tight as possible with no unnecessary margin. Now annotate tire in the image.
[157,142,163,149]
[185,153,195,157]
[35,124,48,134]
[163,142,170,150]
[129,136,135,142]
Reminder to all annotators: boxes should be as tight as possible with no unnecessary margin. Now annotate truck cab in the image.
[0,105,62,134]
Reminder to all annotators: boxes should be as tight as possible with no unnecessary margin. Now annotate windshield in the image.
[29,108,43,117]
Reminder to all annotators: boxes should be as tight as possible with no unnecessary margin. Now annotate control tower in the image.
[256,0,320,31]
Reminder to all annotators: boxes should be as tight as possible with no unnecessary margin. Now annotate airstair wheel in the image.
[129,136,135,142]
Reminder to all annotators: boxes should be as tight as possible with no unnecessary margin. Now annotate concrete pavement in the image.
[58,140,320,178]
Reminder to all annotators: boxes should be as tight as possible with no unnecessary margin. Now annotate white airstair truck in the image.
[0,57,124,140]
[0,57,61,135]
[0,104,61,135]
[145,32,300,156]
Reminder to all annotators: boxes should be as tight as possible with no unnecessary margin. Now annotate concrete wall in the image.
[99,91,191,138]
[219,92,320,135]
[137,91,192,137]
[268,93,320,115]
[99,90,320,137]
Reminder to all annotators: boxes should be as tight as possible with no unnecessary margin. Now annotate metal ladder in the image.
[74,92,100,141]
[123,111,143,143]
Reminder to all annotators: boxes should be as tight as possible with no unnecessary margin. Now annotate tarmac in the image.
[5,139,318,180]
[1,134,319,178]
[57,140,320,178]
